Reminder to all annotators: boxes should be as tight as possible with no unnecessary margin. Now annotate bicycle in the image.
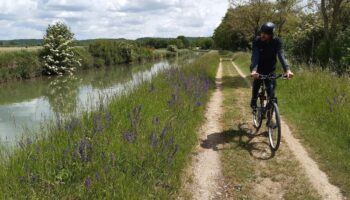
[252,74,288,151]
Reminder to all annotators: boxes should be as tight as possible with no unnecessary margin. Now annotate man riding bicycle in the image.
[250,22,294,110]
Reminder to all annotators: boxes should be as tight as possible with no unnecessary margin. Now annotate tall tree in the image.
[42,22,80,76]
[320,0,347,58]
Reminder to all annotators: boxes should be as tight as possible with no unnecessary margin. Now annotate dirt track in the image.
[184,60,344,200]
[231,61,344,200]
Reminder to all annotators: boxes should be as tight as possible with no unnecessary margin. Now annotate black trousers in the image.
[251,78,276,108]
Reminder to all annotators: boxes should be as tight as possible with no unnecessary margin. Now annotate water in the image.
[0,57,185,142]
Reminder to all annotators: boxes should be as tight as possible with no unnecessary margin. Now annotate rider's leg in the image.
[251,79,262,109]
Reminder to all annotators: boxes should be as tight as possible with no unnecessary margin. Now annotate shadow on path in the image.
[201,123,275,160]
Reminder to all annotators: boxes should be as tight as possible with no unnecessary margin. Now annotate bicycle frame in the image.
[258,80,274,120]
[253,73,287,151]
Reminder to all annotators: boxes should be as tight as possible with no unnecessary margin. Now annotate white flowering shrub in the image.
[42,22,81,76]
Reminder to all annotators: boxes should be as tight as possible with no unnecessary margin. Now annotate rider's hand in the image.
[251,70,259,79]
[286,70,294,79]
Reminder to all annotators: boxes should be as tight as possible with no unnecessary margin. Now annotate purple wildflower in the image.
[93,114,103,134]
[85,177,92,191]
[105,111,112,128]
[150,133,158,148]
[168,144,180,161]
[95,172,101,181]
[64,117,81,135]
[101,151,106,161]
[78,138,93,162]
[123,131,135,143]
[160,126,168,139]
[153,117,160,125]
[196,101,202,107]
[168,94,177,107]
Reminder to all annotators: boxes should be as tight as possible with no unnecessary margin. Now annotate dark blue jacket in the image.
[251,37,289,75]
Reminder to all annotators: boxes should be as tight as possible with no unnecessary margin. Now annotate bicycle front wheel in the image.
[253,107,263,129]
[268,103,281,151]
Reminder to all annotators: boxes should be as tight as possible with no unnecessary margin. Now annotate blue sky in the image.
[0,0,229,40]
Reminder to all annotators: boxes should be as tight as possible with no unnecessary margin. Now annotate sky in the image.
[0,0,229,40]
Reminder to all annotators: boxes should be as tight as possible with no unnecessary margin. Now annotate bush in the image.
[72,47,94,70]
[0,50,41,82]
[167,45,178,52]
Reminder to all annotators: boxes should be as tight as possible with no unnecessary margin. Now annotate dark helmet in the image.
[260,22,276,35]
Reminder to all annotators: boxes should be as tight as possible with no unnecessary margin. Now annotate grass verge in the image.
[232,52,350,198]
[0,52,219,199]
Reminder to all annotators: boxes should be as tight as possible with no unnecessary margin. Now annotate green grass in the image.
[232,52,350,198]
[0,52,220,199]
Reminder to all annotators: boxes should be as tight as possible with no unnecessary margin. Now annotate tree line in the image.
[136,36,214,50]
[214,0,350,73]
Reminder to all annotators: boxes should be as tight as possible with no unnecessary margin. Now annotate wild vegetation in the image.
[0,50,41,82]
[137,36,214,50]
[214,0,350,73]
[0,52,219,199]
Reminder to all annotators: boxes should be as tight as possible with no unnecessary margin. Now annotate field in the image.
[0,52,220,199]
[232,52,350,197]
[0,46,42,53]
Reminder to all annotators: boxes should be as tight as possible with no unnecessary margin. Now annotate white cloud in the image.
[0,0,228,39]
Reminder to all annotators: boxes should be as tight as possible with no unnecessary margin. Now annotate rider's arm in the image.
[251,39,259,72]
[276,39,290,72]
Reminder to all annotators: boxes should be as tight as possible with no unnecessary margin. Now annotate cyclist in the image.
[250,22,294,110]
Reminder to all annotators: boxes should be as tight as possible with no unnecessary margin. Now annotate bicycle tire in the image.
[253,96,265,129]
[268,103,281,151]
[253,107,263,129]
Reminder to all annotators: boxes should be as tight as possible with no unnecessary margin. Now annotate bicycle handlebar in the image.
[258,74,288,80]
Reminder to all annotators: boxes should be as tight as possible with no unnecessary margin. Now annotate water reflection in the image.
[45,76,80,114]
[0,59,176,142]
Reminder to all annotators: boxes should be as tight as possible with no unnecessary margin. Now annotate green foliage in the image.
[286,19,324,63]
[0,53,220,199]
[88,40,158,67]
[167,45,178,52]
[193,38,215,50]
[169,38,185,49]
[177,36,190,48]
[72,47,94,69]
[137,38,171,49]
[216,0,350,74]
[0,50,41,82]
[213,8,250,51]
[41,22,81,76]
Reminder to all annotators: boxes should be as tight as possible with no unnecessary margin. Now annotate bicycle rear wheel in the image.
[268,103,281,151]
